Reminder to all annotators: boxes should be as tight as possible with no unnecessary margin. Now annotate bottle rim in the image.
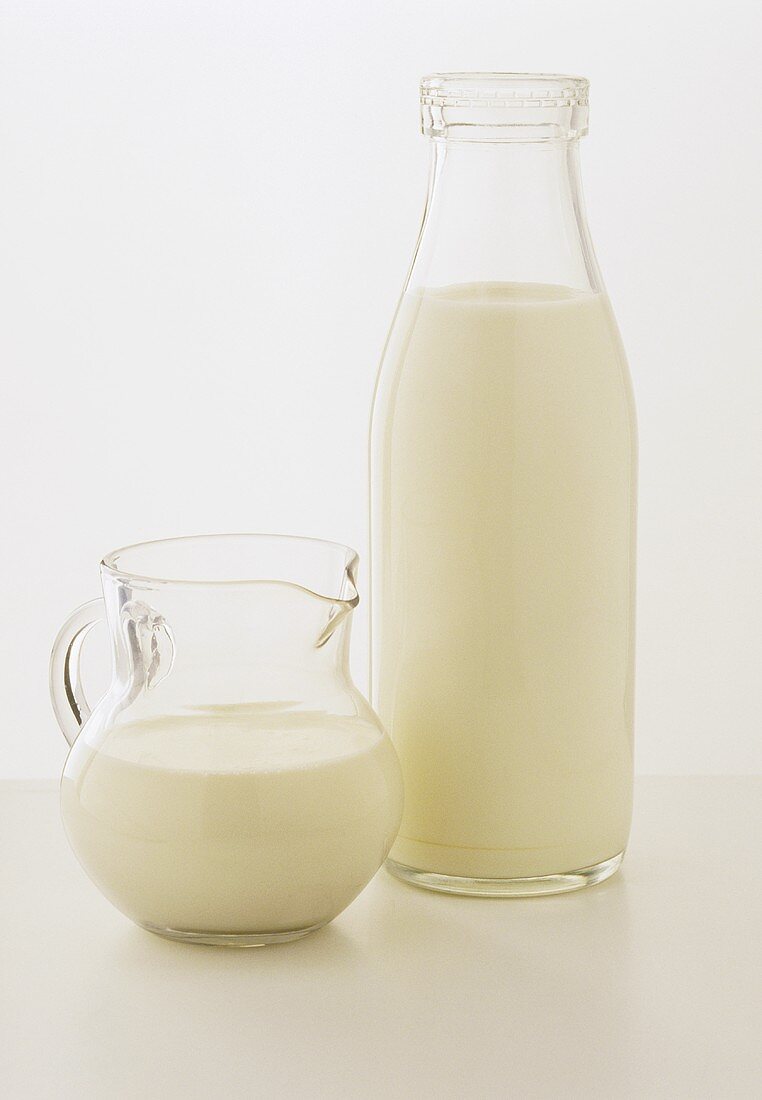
[421,73,589,107]
[420,73,590,142]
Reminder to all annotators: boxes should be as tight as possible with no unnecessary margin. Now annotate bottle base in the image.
[138,919,327,947]
[385,850,624,897]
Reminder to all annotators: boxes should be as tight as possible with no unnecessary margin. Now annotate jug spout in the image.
[314,555,359,649]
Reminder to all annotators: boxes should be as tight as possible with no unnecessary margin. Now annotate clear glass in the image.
[370,74,637,896]
[51,534,403,944]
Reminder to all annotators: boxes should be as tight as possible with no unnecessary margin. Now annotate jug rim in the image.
[100,533,360,605]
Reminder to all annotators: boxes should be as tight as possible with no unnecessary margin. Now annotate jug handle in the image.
[49,599,106,747]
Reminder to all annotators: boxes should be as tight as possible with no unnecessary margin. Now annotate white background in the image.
[1,0,760,778]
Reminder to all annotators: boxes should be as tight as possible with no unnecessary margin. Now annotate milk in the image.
[372,282,636,879]
[61,708,403,934]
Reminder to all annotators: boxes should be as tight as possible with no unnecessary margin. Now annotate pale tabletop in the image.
[2,777,760,1099]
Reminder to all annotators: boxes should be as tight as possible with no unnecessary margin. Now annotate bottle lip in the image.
[421,73,589,107]
[420,72,590,142]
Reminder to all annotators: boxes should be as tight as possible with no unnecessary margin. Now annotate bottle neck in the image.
[408,138,602,295]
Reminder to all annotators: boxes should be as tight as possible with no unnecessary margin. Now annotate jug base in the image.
[139,919,328,947]
[385,851,624,897]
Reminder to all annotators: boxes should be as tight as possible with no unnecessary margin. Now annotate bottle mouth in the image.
[420,72,589,142]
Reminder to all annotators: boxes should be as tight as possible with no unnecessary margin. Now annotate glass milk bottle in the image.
[370,74,637,895]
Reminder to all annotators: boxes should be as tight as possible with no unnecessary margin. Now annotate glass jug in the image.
[370,74,637,895]
[50,534,403,945]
